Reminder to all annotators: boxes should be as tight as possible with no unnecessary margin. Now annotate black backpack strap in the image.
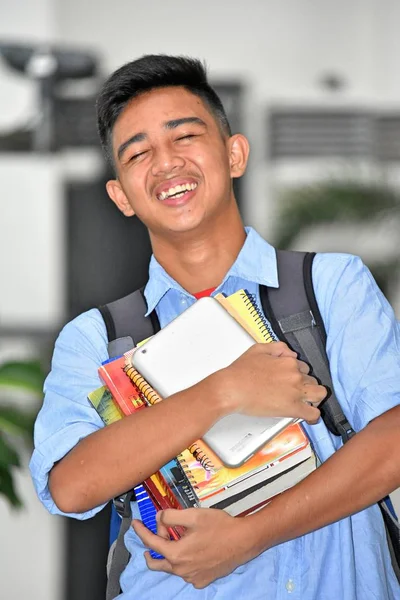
[260,249,400,582]
[98,287,160,598]
[259,249,354,444]
[99,287,160,359]
[106,490,135,600]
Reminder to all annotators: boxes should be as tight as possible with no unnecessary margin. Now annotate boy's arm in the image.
[133,255,400,587]
[49,342,325,514]
[134,404,400,589]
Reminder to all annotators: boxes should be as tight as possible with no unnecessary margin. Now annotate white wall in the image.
[52,0,400,231]
[0,2,65,598]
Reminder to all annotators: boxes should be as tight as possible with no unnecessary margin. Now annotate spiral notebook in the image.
[131,296,294,467]
[176,422,312,509]
[214,289,275,344]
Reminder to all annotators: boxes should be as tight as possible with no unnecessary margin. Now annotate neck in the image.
[149,204,246,295]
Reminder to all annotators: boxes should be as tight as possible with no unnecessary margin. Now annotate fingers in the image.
[302,374,319,386]
[156,510,171,540]
[303,382,328,405]
[297,360,310,374]
[159,508,196,529]
[298,382,328,424]
[301,404,321,425]
[131,519,172,556]
[259,341,297,358]
[144,551,173,573]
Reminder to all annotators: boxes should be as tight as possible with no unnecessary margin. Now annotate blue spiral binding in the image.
[134,484,164,560]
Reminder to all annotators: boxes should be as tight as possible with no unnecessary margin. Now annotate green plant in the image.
[273,180,400,296]
[0,360,45,507]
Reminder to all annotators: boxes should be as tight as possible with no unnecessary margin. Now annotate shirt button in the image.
[286,579,295,593]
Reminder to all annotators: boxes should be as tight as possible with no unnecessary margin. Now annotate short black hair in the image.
[96,54,232,165]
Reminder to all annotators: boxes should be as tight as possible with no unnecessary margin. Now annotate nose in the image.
[150,145,185,177]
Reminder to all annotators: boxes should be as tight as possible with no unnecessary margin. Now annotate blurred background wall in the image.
[1,1,400,598]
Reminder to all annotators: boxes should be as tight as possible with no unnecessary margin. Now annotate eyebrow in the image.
[117,117,207,161]
[164,116,206,130]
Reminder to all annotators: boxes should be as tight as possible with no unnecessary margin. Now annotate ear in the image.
[106,179,135,217]
[228,134,250,179]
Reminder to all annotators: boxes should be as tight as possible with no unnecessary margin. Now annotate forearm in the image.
[49,377,224,514]
[248,405,400,554]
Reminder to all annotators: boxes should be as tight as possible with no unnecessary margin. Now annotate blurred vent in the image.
[51,82,242,149]
[213,83,243,134]
[376,115,400,161]
[269,110,373,160]
[54,96,99,148]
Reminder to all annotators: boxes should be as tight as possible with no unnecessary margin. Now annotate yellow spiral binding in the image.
[123,364,162,406]
[177,456,201,490]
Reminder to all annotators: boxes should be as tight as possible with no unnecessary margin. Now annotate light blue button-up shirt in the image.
[30,227,400,599]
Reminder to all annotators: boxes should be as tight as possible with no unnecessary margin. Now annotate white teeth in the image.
[158,182,197,200]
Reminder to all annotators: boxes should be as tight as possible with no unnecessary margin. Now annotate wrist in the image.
[233,512,269,562]
[204,368,240,416]
[181,373,231,427]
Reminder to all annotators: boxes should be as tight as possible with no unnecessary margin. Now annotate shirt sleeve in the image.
[313,253,400,432]
[29,308,110,520]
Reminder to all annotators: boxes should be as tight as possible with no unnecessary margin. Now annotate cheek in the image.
[194,149,230,180]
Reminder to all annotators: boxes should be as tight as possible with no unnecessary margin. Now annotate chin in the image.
[162,212,208,235]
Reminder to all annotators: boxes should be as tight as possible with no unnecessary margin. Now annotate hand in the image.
[209,341,326,424]
[132,508,258,589]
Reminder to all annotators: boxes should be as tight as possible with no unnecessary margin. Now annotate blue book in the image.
[134,484,164,560]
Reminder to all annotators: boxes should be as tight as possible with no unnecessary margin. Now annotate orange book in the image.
[98,355,147,416]
[177,422,313,507]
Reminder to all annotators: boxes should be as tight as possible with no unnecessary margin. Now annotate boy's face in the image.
[106,86,248,237]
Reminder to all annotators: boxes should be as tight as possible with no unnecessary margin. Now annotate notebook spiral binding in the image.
[177,456,201,491]
[243,291,275,343]
[123,364,161,406]
[187,442,215,471]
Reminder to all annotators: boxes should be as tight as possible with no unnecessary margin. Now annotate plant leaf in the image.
[0,360,45,395]
[274,181,400,249]
[0,405,36,438]
[0,464,22,508]
[0,434,20,468]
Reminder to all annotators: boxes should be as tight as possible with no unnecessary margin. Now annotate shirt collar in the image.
[144,226,278,315]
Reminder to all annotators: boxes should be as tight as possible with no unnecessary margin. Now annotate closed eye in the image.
[176,134,197,141]
[128,150,149,162]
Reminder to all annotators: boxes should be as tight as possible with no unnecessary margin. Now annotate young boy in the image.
[30,55,400,599]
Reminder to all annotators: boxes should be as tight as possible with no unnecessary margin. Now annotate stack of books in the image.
[88,289,316,536]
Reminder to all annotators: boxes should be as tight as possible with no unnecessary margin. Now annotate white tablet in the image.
[131,297,293,467]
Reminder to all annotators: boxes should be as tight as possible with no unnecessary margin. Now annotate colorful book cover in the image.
[88,381,182,545]
[159,459,199,510]
[98,355,147,416]
[87,385,124,425]
[215,289,275,344]
[177,422,310,504]
[143,471,186,539]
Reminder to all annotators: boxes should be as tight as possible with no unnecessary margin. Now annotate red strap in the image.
[193,287,216,299]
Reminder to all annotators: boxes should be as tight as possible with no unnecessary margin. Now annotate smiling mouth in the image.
[157,182,198,201]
